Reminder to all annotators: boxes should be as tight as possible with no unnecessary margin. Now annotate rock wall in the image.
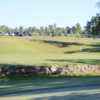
[0,64,100,77]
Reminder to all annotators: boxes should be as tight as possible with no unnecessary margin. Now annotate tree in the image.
[0,25,10,32]
[48,25,55,36]
[75,23,82,34]
[40,26,44,35]
[19,26,23,33]
[71,26,76,34]
[85,14,100,36]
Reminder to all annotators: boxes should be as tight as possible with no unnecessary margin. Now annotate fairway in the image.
[0,36,100,66]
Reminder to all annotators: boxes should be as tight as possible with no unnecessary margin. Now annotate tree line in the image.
[0,2,100,37]
[0,23,82,37]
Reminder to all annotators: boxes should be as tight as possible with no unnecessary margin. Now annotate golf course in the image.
[0,36,100,65]
[0,36,100,100]
[0,0,100,99]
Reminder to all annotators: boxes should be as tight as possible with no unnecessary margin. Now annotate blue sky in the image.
[0,0,99,28]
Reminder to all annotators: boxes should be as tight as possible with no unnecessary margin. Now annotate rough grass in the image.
[0,36,100,66]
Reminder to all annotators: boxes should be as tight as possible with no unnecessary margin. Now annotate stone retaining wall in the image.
[0,64,100,76]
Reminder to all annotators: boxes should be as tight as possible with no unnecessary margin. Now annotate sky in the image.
[0,0,99,28]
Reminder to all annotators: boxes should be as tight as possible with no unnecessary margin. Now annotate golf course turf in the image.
[0,36,100,100]
[0,36,100,66]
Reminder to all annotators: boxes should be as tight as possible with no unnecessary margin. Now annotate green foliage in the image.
[0,23,83,37]
[85,14,100,37]
[0,25,11,32]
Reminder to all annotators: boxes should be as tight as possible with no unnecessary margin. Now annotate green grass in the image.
[0,77,100,100]
[0,36,100,99]
[0,36,100,66]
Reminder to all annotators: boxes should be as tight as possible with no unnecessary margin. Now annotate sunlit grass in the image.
[0,36,100,65]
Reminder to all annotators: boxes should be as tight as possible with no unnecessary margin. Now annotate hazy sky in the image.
[0,0,99,27]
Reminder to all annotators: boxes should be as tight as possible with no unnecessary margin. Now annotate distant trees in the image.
[38,23,82,37]
[0,20,99,37]
[75,23,82,34]
[0,25,11,32]
[0,19,99,38]
[1,3,100,37]
[0,24,83,37]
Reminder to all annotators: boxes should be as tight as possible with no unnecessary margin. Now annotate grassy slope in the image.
[0,36,100,65]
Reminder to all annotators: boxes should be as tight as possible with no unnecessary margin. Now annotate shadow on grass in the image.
[64,47,100,54]
[43,40,83,47]
[32,93,100,100]
[0,64,100,98]
[32,39,85,47]
[33,39,100,54]
[32,39,100,48]
[0,76,100,97]
[48,59,100,65]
